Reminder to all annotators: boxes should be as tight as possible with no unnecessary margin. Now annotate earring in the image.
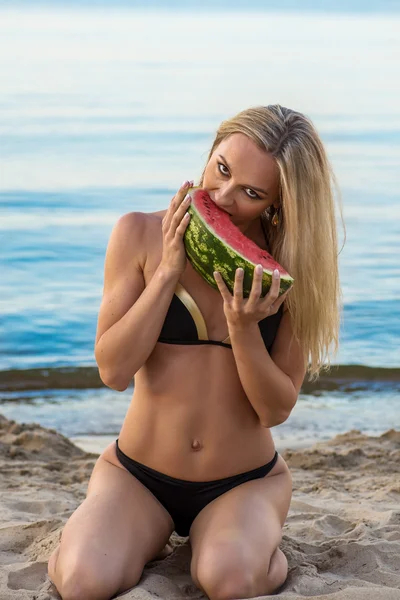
[271,207,280,227]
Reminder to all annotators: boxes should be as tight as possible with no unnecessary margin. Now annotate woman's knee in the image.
[47,545,60,583]
[48,537,143,600]
[192,545,288,600]
[50,559,142,600]
[55,577,110,600]
[266,547,288,592]
[192,544,255,600]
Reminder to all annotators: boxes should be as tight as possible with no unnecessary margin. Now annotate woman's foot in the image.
[152,542,174,561]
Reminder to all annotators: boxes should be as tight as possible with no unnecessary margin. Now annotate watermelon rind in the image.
[183,189,293,298]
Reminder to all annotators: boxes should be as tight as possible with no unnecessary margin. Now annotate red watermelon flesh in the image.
[183,187,294,297]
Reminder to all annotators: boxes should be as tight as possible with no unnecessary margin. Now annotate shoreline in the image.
[70,434,327,456]
[1,413,399,599]
[69,430,391,456]
[2,363,400,393]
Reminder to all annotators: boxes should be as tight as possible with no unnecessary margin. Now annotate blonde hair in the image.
[199,105,345,382]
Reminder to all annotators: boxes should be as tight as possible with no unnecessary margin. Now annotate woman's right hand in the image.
[160,180,194,277]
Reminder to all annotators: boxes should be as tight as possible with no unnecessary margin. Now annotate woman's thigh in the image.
[49,442,175,600]
[189,457,292,598]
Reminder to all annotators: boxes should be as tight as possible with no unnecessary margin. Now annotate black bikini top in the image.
[157,283,283,350]
[157,217,284,351]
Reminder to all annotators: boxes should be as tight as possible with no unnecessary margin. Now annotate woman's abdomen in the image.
[118,343,276,481]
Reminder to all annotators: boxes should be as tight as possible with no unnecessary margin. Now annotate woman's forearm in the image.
[95,266,179,390]
[229,324,297,427]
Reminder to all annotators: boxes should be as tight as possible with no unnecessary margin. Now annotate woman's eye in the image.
[245,188,260,199]
[217,163,260,199]
[218,162,229,176]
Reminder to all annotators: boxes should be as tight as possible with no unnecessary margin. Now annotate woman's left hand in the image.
[214,265,291,329]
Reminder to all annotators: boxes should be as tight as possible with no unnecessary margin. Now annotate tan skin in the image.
[48,133,306,600]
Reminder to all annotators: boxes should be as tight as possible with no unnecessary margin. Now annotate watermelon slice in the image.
[183,188,293,298]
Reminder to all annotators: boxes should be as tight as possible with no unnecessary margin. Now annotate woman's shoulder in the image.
[109,210,166,272]
[112,210,166,239]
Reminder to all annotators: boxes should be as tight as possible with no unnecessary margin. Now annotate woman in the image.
[48,104,342,600]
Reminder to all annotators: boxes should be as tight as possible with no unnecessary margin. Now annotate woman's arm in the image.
[94,212,180,391]
[95,182,192,391]
[214,266,306,426]
[228,313,305,427]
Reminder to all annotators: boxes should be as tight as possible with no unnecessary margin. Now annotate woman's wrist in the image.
[155,263,182,287]
[227,321,259,339]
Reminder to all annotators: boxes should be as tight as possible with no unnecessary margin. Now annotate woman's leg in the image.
[48,442,175,600]
[189,456,292,599]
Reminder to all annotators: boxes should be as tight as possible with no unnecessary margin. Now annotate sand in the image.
[0,413,399,599]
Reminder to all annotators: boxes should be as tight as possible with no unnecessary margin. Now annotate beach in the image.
[1,413,399,600]
[1,3,400,599]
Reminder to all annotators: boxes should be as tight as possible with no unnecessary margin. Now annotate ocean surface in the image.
[1,4,399,452]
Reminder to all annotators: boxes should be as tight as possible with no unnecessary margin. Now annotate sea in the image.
[1,1,399,454]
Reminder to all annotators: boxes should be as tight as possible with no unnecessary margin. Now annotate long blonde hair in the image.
[199,105,345,382]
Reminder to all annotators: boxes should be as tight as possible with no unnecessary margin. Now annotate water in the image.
[1,5,399,450]
[0,385,398,454]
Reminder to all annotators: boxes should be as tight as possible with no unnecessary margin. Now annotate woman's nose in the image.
[210,185,235,213]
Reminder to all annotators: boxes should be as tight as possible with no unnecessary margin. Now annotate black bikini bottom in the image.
[115,439,279,537]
